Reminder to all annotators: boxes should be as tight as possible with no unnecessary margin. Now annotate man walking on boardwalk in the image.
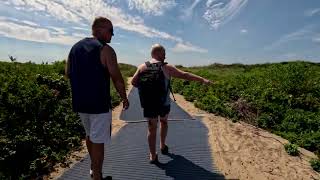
[66,17,129,180]
[131,44,212,163]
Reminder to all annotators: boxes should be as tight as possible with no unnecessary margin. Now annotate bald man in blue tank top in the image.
[66,17,129,180]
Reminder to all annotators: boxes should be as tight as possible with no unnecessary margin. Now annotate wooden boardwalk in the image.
[59,88,224,180]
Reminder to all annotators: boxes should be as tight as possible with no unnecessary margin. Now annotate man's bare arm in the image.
[131,64,145,87]
[165,65,211,84]
[101,46,128,108]
[65,57,70,79]
[131,68,140,87]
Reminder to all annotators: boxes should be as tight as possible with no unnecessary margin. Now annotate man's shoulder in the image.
[138,63,146,70]
[162,63,174,70]
[102,44,115,53]
[136,62,152,73]
[71,38,97,50]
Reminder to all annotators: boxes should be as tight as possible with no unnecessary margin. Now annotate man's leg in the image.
[86,136,93,156]
[86,136,93,172]
[148,118,158,160]
[91,142,104,180]
[79,114,95,173]
[159,114,169,150]
[89,112,112,180]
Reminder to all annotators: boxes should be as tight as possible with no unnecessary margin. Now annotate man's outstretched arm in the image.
[101,46,129,109]
[165,64,212,84]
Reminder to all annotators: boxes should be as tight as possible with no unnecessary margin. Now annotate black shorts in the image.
[143,105,170,118]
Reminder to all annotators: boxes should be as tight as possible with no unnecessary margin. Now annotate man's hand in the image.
[203,79,213,85]
[122,98,129,110]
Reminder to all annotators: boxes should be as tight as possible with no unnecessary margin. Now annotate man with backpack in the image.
[131,44,212,163]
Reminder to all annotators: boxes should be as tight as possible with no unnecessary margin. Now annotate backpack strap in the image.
[145,61,152,67]
[160,62,176,102]
[168,81,176,101]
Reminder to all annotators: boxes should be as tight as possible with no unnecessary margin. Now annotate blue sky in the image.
[0,0,319,66]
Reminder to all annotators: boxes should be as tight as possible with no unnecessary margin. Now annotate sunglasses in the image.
[109,28,114,36]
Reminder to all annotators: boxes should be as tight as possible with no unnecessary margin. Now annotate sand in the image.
[173,93,320,180]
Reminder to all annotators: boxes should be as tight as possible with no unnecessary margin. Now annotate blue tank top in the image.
[68,38,111,113]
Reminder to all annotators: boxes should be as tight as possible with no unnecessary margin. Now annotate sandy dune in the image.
[173,93,320,180]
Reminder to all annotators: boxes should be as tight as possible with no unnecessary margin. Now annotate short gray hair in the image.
[151,43,165,56]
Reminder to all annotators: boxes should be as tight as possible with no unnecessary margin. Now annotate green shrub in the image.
[0,61,136,179]
[284,143,299,156]
[257,114,274,129]
[172,61,320,157]
[310,158,320,172]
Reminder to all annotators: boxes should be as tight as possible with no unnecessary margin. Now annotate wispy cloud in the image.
[264,25,316,51]
[203,0,248,29]
[72,27,90,31]
[0,16,39,27]
[127,0,176,16]
[304,8,320,17]
[281,53,298,59]
[0,0,206,52]
[181,0,202,20]
[21,20,39,27]
[240,29,248,34]
[172,42,208,53]
[0,20,80,45]
[313,35,320,43]
[72,33,89,38]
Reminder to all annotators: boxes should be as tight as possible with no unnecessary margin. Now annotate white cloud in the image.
[112,42,121,45]
[304,8,320,17]
[203,0,248,29]
[240,29,248,34]
[176,30,184,34]
[181,0,202,20]
[313,36,320,43]
[72,33,89,38]
[21,20,39,27]
[47,26,67,35]
[264,25,315,51]
[172,42,208,53]
[0,0,207,53]
[0,16,39,27]
[206,0,219,7]
[281,53,298,59]
[127,0,176,16]
[1,0,183,43]
[0,20,80,45]
[72,27,90,31]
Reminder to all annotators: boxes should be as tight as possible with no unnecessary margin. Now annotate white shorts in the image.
[79,111,112,144]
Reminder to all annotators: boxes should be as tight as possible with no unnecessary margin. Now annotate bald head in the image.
[92,17,113,40]
[151,44,166,61]
[151,44,165,56]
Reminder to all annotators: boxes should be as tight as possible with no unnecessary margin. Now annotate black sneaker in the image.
[161,145,169,155]
[149,154,159,164]
[91,171,112,180]
[103,176,112,180]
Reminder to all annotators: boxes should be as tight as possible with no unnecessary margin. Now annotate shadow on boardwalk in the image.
[155,153,225,180]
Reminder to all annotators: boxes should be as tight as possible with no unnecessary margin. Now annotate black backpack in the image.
[138,61,175,108]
